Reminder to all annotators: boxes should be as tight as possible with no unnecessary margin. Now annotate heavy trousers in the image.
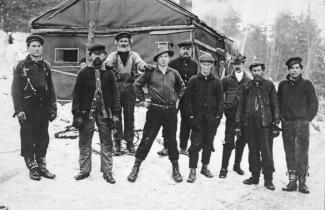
[20,105,49,160]
[135,107,179,161]
[245,111,274,179]
[221,108,246,169]
[78,109,113,174]
[114,85,135,142]
[188,118,217,168]
[282,120,309,176]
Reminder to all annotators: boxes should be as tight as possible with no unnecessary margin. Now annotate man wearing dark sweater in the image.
[278,57,318,194]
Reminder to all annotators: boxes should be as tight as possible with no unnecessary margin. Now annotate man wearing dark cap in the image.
[105,32,149,155]
[11,34,57,181]
[158,40,198,157]
[278,57,318,194]
[236,62,280,190]
[72,43,120,183]
[219,54,251,178]
[127,46,185,183]
[186,53,224,183]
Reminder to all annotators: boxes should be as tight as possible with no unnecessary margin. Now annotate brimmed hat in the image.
[178,40,193,47]
[115,32,131,41]
[285,57,302,68]
[153,46,174,62]
[199,53,215,63]
[231,54,246,64]
[88,43,106,53]
[249,62,265,71]
[26,34,44,45]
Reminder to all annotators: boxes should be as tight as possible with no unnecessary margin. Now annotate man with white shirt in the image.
[219,54,251,178]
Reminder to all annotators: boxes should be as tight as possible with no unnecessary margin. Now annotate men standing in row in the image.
[105,32,147,155]
[11,35,57,181]
[186,54,224,183]
[72,44,120,183]
[278,57,318,194]
[158,40,198,156]
[219,54,250,178]
[127,46,185,182]
[236,62,280,190]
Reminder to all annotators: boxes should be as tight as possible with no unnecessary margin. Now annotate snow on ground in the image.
[0,31,324,210]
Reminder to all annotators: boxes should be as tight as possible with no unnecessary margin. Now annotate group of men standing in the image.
[11,33,318,194]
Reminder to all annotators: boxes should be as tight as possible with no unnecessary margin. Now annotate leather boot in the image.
[264,174,275,190]
[74,171,90,180]
[157,147,168,156]
[298,174,309,194]
[201,164,214,178]
[25,157,41,181]
[243,172,260,185]
[127,158,142,182]
[179,148,189,156]
[114,139,122,155]
[37,157,56,179]
[103,173,116,184]
[187,168,196,183]
[219,168,228,178]
[282,171,297,192]
[233,165,245,175]
[127,141,136,154]
[171,160,183,182]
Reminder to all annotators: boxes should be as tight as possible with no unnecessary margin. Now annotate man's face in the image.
[233,62,244,73]
[28,41,43,57]
[200,62,213,75]
[90,51,106,61]
[157,53,170,67]
[251,65,264,81]
[179,46,192,58]
[289,63,302,78]
[117,37,130,52]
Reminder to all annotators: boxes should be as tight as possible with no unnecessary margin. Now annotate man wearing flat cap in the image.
[105,32,149,155]
[236,62,280,190]
[278,57,318,194]
[185,53,224,183]
[127,46,185,183]
[158,40,198,157]
[219,54,251,179]
[72,43,120,183]
[11,34,57,181]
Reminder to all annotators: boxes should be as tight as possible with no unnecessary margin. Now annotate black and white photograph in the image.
[0,0,324,209]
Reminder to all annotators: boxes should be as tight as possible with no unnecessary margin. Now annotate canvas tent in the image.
[31,0,233,100]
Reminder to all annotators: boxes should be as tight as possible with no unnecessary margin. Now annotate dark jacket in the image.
[221,71,251,110]
[278,74,318,121]
[133,66,185,105]
[236,78,280,126]
[185,73,224,122]
[72,65,120,118]
[11,55,57,117]
[169,56,198,85]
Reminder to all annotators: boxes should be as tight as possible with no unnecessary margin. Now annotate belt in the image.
[150,103,176,110]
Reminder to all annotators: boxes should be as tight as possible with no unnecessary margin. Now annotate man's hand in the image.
[234,128,241,138]
[17,111,27,122]
[140,101,149,108]
[112,115,119,123]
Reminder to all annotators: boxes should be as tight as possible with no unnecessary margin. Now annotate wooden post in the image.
[86,21,95,63]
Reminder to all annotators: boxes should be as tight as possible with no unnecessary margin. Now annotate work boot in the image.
[201,164,214,178]
[127,141,136,154]
[171,160,183,182]
[179,148,189,156]
[24,157,41,181]
[187,168,196,183]
[264,180,275,190]
[243,173,260,185]
[127,158,142,182]
[103,173,116,184]
[157,147,168,156]
[282,171,297,192]
[114,139,122,155]
[37,157,56,179]
[219,168,228,178]
[298,175,310,194]
[74,171,90,180]
[233,165,245,175]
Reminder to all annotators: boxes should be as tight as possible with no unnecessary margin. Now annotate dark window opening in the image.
[55,48,79,63]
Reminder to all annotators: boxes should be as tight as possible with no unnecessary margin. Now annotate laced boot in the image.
[171,160,183,182]
[37,157,55,179]
[264,174,275,190]
[282,171,297,192]
[243,172,260,185]
[157,147,168,156]
[298,174,309,194]
[187,168,196,183]
[201,164,214,178]
[24,157,41,181]
[74,171,90,180]
[233,165,245,175]
[103,173,116,184]
[127,158,142,182]
[219,168,228,178]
